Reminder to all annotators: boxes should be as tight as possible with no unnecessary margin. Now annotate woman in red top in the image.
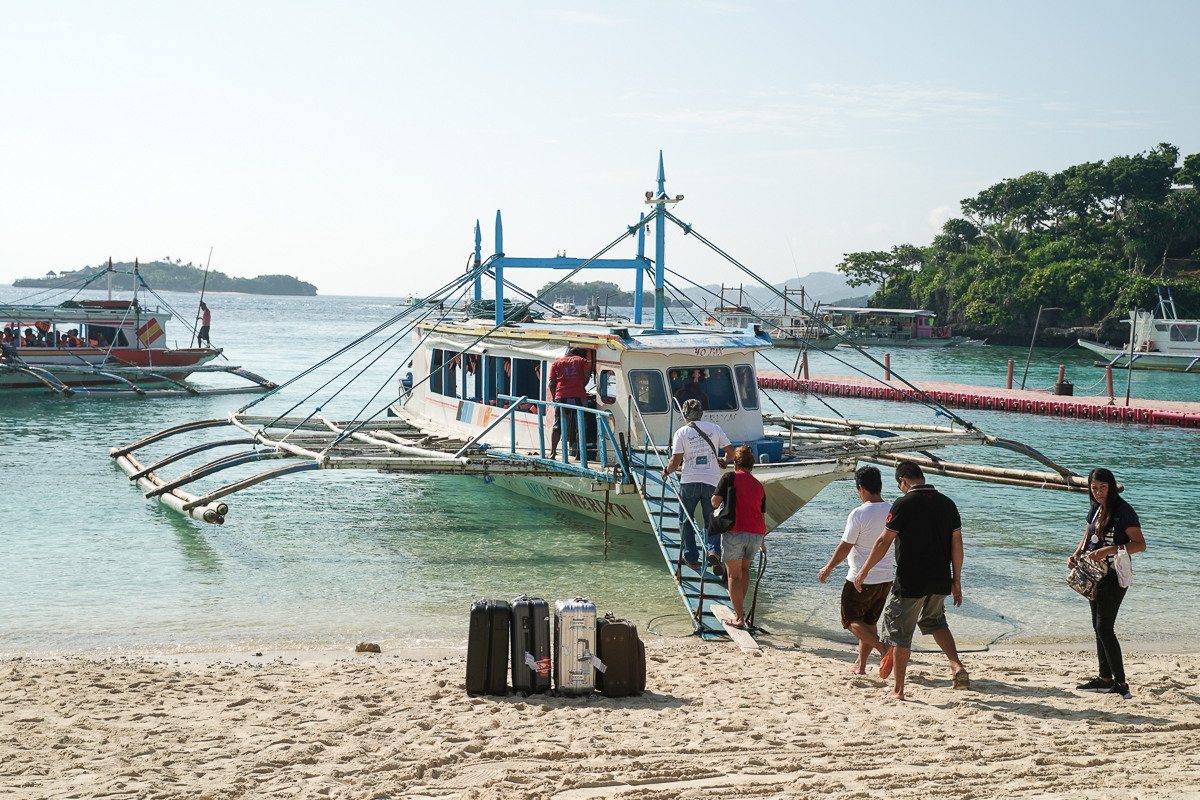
[711,446,767,628]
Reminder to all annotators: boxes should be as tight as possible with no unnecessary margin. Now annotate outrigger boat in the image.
[1078,289,1200,372]
[827,306,969,347]
[109,155,1090,636]
[2,263,276,397]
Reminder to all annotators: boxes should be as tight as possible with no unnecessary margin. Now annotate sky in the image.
[2,1,1197,298]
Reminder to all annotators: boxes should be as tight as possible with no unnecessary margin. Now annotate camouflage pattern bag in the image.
[1067,555,1108,600]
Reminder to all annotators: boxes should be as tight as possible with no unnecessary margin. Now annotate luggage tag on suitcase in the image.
[524,652,552,676]
[584,645,607,674]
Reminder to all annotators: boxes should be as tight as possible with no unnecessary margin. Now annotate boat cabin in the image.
[399,318,783,462]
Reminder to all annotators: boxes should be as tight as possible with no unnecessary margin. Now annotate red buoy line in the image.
[756,371,1200,429]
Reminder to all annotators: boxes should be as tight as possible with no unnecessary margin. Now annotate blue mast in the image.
[473,220,482,301]
[634,212,646,325]
[654,151,666,330]
[494,210,505,325]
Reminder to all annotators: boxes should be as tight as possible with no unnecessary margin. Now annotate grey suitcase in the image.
[554,597,598,695]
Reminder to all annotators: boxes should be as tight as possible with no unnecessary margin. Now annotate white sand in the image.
[3,638,1200,799]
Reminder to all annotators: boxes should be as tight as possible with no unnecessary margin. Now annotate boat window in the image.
[463,353,483,402]
[444,352,460,398]
[628,370,668,415]
[599,370,617,404]
[430,349,444,395]
[86,325,129,348]
[667,365,738,412]
[734,365,758,410]
[512,358,543,403]
[1168,324,1198,342]
[486,356,512,405]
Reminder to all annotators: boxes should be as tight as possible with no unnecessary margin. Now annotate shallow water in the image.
[2,288,1197,655]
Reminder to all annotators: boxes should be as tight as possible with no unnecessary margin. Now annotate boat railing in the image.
[452,393,633,481]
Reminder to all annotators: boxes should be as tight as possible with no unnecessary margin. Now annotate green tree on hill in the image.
[836,143,1200,331]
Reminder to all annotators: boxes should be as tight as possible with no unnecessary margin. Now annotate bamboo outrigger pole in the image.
[191,246,213,348]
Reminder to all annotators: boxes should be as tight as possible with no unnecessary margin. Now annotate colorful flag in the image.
[137,318,164,346]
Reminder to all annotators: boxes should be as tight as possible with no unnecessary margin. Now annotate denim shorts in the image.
[720,531,765,562]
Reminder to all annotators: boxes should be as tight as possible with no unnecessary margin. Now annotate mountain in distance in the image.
[681,272,876,312]
[13,259,318,296]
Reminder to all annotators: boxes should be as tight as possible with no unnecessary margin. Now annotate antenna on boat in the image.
[635,212,646,324]
[473,220,483,302]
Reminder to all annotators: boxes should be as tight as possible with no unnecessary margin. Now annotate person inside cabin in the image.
[674,368,710,410]
[67,330,81,347]
[198,302,213,347]
[23,328,37,346]
[548,347,592,460]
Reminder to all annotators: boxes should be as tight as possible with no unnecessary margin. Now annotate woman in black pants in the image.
[1067,468,1146,699]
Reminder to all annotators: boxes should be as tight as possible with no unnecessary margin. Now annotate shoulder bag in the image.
[1067,555,1108,600]
[709,474,738,536]
[1113,546,1133,588]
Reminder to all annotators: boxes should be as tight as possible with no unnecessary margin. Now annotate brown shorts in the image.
[841,580,893,629]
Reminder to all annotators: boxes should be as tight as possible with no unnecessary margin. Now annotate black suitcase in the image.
[509,595,552,695]
[595,612,646,697]
[466,598,509,696]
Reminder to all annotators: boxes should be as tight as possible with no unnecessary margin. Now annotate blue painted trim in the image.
[635,212,645,325]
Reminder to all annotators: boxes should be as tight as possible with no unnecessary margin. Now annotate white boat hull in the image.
[1077,339,1200,372]
[487,458,853,533]
[844,335,968,348]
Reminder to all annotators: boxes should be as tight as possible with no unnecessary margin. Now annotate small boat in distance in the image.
[1078,290,1200,372]
[826,306,969,347]
[1,264,276,396]
[707,284,838,349]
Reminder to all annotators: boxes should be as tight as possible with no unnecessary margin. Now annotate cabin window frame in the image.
[734,364,759,410]
[667,364,739,412]
[598,370,617,405]
[627,369,669,415]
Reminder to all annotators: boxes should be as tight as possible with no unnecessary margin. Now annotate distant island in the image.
[535,279,692,308]
[13,259,318,296]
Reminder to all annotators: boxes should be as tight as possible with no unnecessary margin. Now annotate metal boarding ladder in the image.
[627,444,736,640]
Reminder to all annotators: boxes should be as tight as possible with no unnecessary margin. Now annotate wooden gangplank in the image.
[630,451,743,641]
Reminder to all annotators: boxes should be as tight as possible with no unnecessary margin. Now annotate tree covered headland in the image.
[14,259,318,296]
[837,144,1200,338]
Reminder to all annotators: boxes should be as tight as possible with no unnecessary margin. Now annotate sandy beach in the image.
[4,637,1200,800]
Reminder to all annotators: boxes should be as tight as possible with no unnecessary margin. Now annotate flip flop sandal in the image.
[879,647,894,679]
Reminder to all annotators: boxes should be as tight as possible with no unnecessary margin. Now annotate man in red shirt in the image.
[548,347,592,460]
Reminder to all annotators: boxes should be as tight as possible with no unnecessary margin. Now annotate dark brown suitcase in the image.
[595,612,646,697]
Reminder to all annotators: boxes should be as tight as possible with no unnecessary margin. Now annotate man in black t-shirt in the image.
[854,461,969,700]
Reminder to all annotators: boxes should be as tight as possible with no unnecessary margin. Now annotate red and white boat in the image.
[1,299,271,396]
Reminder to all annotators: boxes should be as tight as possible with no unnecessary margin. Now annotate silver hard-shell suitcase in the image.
[554,597,598,695]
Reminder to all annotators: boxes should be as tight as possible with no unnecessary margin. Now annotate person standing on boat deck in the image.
[197,302,213,347]
[547,347,591,460]
[711,446,766,628]
[661,398,735,571]
[1069,468,1145,700]
[854,461,968,700]
[818,466,894,675]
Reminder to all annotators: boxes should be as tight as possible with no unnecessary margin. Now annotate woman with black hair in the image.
[711,446,766,628]
[1068,468,1146,699]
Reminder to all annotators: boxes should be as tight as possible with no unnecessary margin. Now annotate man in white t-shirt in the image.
[661,398,735,571]
[818,466,894,675]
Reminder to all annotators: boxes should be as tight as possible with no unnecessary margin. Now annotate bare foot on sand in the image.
[848,663,867,675]
[887,689,905,701]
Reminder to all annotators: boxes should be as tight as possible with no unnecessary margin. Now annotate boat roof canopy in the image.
[419,319,773,354]
[824,306,937,318]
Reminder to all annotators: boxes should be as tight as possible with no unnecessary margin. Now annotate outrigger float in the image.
[2,262,276,396]
[110,155,1090,638]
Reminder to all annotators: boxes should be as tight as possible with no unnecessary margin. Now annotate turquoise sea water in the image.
[2,287,1197,656]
